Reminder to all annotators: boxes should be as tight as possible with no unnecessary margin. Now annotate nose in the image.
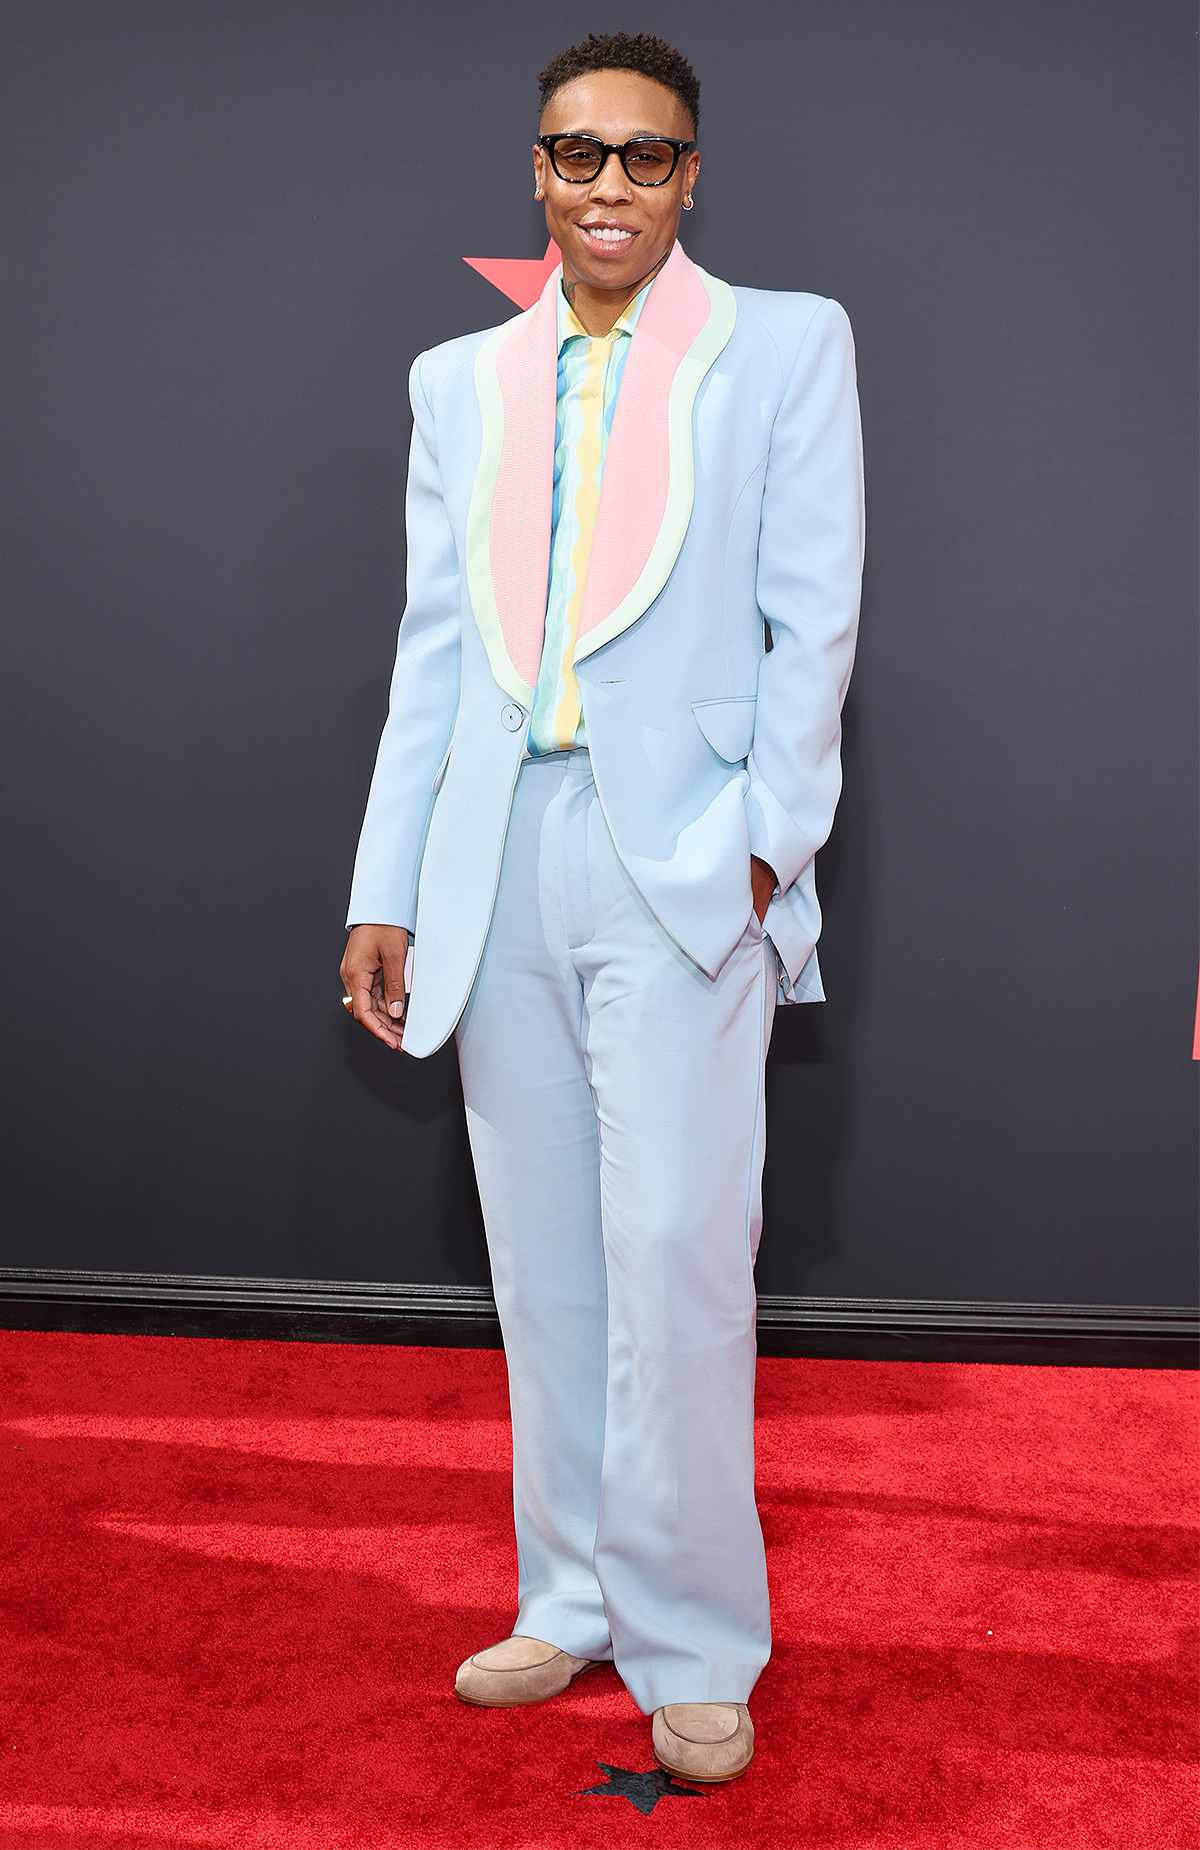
[590,149,634,198]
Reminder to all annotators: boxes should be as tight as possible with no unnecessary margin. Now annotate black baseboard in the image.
[0,1268,1195,1366]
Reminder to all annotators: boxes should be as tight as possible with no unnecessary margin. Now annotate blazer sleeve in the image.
[743,295,865,900]
[344,349,462,934]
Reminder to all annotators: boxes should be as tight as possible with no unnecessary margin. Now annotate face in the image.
[532,69,700,294]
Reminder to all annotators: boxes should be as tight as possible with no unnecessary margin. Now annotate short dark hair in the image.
[537,31,700,138]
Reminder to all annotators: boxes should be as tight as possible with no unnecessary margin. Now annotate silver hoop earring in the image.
[682,196,694,210]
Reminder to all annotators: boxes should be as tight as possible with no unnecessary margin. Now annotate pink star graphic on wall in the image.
[463,238,562,309]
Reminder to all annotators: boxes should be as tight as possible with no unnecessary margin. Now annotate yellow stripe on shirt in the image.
[525,273,657,757]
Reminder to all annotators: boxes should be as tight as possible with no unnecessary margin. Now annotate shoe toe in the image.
[653,1702,754,1781]
[454,1634,594,1706]
[660,1701,743,1743]
[469,1635,562,1673]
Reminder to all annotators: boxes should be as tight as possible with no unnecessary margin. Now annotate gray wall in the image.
[3,2,1196,1306]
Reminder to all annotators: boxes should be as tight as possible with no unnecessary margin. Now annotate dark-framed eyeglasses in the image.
[536,133,697,187]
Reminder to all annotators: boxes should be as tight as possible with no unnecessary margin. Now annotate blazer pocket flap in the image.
[690,695,757,762]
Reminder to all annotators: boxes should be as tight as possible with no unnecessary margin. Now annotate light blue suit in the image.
[344,238,865,1713]
[345,239,865,1056]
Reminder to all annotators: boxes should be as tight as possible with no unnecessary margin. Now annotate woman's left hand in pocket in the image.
[750,854,778,926]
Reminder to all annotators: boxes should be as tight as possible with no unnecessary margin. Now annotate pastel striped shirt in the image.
[523,270,658,757]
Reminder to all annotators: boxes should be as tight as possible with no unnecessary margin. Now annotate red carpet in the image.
[0,1330,1194,1849]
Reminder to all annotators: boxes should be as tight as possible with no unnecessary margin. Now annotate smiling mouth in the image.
[579,224,639,247]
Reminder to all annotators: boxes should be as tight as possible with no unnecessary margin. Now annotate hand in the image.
[340,924,411,1052]
[750,854,778,926]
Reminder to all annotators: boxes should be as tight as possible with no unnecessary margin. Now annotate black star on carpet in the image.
[577,1760,709,1815]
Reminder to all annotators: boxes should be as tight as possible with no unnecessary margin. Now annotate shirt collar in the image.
[556,268,657,352]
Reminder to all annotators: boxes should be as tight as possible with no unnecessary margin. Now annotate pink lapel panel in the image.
[488,280,558,690]
[574,238,712,650]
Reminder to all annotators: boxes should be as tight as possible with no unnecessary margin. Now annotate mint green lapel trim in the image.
[464,312,540,708]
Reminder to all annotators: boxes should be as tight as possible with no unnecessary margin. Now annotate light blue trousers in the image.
[453,746,779,1715]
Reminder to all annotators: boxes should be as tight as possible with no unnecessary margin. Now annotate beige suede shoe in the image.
[454,1633,602,1707]
[651,1701,755,1782]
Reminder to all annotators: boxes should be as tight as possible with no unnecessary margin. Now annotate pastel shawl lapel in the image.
[464,237,737,706]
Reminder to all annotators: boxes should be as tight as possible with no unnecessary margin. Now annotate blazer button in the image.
[500,702,526,731]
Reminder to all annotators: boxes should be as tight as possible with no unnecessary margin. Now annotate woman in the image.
[340,28,865,1784]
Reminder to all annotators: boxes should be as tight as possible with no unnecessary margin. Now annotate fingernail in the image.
[388,1001,404,1018]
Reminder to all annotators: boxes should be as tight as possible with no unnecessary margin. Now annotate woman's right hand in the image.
[340,924,411,1051]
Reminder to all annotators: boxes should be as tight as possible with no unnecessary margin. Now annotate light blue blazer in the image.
[345,236,866,1059]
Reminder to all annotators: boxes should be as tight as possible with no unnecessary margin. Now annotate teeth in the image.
[583,226,634,243]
